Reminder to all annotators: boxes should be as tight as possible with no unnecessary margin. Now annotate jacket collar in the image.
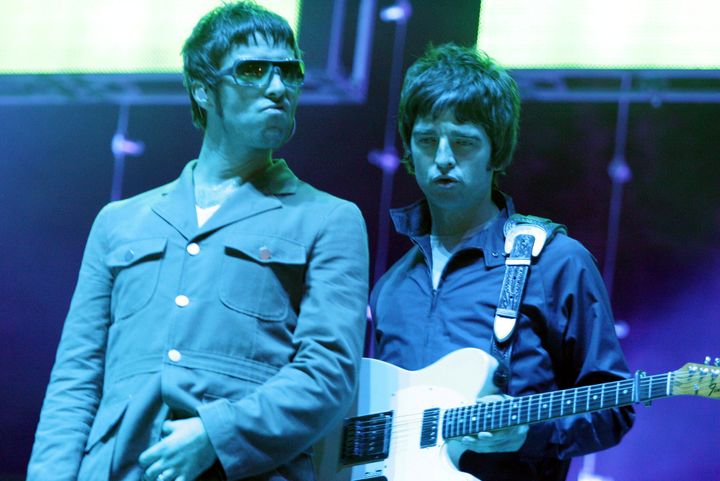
[151,158,300,239]
[390,190,516,268]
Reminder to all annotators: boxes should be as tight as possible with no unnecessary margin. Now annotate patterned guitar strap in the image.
[490,214,567,393]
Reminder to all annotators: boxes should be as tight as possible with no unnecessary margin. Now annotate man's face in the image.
[411,109,495,213]
[208,35,300,150]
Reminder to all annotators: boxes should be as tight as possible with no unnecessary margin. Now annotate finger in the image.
[158,468,175,481]
[142,459,165,481]
[476,394,508,403]
[139,441,164,468]
[475,431,493,439]
[161,420,174,434]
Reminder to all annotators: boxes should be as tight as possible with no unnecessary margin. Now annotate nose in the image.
[265,66,287,98]
[434,137,455,172]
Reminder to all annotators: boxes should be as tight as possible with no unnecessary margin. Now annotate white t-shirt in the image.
[195,204,221,227]
[429,219,495,290]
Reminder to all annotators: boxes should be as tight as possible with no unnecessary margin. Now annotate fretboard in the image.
[441,372,673,439]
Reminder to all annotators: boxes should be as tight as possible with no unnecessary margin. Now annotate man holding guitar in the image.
[369,43,635,480]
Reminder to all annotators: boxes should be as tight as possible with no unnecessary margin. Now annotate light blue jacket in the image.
[27,159,369,480]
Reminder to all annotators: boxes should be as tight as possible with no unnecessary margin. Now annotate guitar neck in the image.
[442,371,673,439]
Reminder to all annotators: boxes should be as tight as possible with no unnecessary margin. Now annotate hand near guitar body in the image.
[460,394,529,453]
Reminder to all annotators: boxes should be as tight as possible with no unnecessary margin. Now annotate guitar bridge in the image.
[340,411,393,465]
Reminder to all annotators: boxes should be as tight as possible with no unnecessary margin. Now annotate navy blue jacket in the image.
[370,193,634,481]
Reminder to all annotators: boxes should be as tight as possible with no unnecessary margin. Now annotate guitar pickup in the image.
[420,407,440,448]
[340,411,393,465]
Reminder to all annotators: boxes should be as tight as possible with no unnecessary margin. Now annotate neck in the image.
[193,135,273,208]
[429,198,499,238]
[194,134,272,186]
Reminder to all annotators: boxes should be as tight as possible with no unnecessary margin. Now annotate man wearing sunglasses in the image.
[26,3,369,481]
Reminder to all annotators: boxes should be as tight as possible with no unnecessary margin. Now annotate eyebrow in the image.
[412,126,483,138]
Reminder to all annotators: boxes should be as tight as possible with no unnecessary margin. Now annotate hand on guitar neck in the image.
[456,394,529,453]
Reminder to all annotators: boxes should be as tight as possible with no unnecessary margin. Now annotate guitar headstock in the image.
[672,357,720,398]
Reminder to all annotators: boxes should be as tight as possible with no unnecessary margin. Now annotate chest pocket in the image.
[106,238,167,322]
[220,234,307,321]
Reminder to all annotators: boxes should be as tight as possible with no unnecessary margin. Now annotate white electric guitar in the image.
[314,348,720,481]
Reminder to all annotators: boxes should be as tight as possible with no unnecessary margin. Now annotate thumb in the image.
[161,420,175,434]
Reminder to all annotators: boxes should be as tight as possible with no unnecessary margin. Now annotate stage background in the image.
[1,1,719,479]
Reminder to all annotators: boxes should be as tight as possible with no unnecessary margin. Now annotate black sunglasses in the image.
[217,58,305,88]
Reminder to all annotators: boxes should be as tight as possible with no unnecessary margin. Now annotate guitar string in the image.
[342,371,715,441]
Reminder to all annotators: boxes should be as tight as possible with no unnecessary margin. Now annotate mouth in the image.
[432,176,459,187]
[263,103,287,112]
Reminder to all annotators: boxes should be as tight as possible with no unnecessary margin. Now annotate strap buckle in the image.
[503,224,548,258]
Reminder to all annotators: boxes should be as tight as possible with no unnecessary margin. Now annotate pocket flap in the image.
[106,238,167,267]
[225,234,306,264]
[85,398,130,452]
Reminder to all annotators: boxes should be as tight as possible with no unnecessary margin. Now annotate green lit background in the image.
[478,0,720,69]
[0,0,300,74]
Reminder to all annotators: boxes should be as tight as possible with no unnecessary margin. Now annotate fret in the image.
[477,403,483,432]
[458,406,464,435]
[457,407,463,435]
[638,376,648,403]
[600,383,605,408]
[450,408,457,437]
[527,395,534,423]
[650,374,669,400]
[498,400,506,429]
[456,406,463,436]
[466,406,472,435]
[665,372,672,397]
[615,381,619,406]
[588,385,602,411]
[618,381,633,405]
[468,405,475,433]
[585,385,591,412]
[510,400,519,426]
[471,404,479,434]
[482,404,490,432]
[560,390,565,416]
[490,400,497,431]
[573,387,578,414]
[539,393,548,421]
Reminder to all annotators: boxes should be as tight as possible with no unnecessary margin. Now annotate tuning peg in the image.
[704,356,712,365]
[715,357,720,367]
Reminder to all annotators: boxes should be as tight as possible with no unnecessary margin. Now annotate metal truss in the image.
[0,69,367,106]
[512,69,720,104]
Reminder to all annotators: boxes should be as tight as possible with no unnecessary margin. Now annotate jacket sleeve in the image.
[26,206,113,481]
[519,237,635,460]
[197,201,369,480]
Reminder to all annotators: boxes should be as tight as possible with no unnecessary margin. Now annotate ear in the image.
[191,83,212,107]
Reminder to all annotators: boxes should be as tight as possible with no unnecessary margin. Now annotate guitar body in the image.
[315,348,500,481]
